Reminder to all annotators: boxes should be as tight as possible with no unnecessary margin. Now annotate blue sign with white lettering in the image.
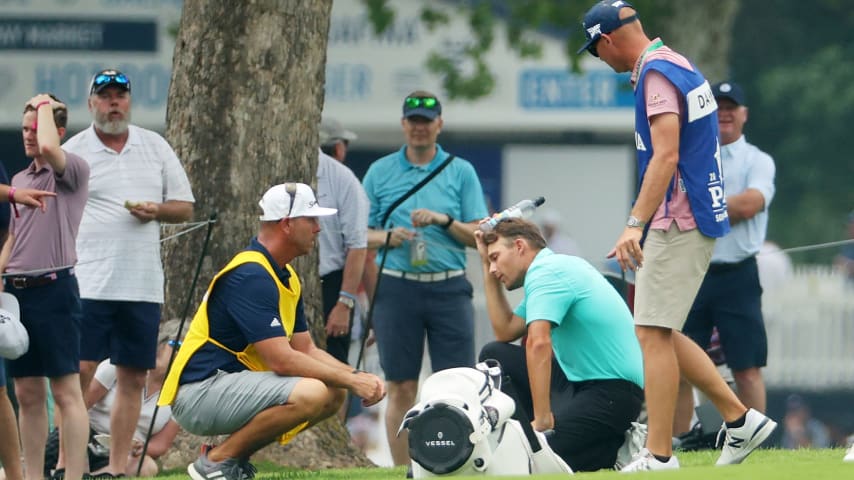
[519,69,633,109]
[0,18,156,52]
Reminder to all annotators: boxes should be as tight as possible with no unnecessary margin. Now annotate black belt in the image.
[707,256,756,274]
[5,267,75,289]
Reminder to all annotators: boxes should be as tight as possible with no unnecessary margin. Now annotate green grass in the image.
[158,448,853,479]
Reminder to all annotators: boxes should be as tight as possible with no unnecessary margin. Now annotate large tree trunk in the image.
[160,0,372,469]
[657,0,740,81]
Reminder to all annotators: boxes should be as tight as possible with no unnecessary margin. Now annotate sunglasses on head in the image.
[93,72,130,88]
[284,182,298,219]
[404,97,439,110]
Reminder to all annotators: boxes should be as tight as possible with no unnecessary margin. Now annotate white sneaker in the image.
[844,444,854,463]
[715,408,777,466]
[620,448,680,472]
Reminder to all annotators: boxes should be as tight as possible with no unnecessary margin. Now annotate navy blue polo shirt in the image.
[179,238,308,384]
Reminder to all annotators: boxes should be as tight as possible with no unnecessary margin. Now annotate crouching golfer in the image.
[476,218,643,471]
[158,183,386,480]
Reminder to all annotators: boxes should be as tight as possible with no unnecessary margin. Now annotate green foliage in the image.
[361,0,670,100]
[363,0,395,35]
[419,6,450,32]
[732,1,854,263]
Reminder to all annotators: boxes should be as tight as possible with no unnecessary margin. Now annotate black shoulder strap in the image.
[380,154,455,228]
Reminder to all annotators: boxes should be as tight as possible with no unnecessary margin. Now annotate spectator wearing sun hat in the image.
[319,116,358,163]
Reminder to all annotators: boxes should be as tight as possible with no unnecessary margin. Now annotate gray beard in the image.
[94,113,131,135]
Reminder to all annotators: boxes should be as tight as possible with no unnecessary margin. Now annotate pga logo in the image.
[709,185,725,209]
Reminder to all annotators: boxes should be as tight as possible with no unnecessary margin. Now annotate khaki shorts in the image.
[634,225,715,330]
[172,369,302,436]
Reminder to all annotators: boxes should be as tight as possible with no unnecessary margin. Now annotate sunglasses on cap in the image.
[91,72,130,92]
[284,182,298,219]
[404,97,439,110]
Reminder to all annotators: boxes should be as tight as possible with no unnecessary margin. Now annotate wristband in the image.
[441,214,454,229]
[35,100,52,110]
[339,290,357,302]
[8,187,19,218]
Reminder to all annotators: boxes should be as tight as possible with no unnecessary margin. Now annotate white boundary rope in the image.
[0,219,217,278]
[2,218,849,279]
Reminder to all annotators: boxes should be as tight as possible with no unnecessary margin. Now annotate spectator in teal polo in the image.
[362,90,488,466]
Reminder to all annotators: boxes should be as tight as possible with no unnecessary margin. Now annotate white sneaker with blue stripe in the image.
[715,408,777,466]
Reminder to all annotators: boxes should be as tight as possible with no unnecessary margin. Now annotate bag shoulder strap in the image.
[380,154,455,228]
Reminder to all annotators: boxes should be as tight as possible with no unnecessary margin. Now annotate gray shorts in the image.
[172,370,302,436]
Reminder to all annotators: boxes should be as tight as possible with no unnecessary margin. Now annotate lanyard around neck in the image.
[637,39,664,69]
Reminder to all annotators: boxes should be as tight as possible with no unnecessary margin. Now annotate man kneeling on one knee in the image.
[158,183,386,480]
[475,218,644,472]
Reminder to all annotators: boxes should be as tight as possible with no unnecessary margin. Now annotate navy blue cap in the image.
[89,69,131,95]
[402,95,442,120]
[577,0,637,56]
[712,81,746,106]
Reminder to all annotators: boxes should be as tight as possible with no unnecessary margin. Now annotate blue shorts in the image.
[683,256,767,371]
[6,276,82,378]
[79,300,161,370]
[372,274,474,381]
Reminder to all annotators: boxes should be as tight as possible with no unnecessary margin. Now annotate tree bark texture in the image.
[160,0,372,469]
[657,0,740,82]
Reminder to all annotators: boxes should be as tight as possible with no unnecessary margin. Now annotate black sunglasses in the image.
[404,97,439,110]
[586,13,639,58]
[588,38,602,57]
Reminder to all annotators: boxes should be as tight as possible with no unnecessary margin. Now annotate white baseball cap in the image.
[0,292,28,360]
[258,183,337,221]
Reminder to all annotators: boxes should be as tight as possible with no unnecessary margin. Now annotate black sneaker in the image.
[83,473,125,480]
[188,454,245,480]
[239,459,257,480]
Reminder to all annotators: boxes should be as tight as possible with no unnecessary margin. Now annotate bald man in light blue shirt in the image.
[681,81,776,429]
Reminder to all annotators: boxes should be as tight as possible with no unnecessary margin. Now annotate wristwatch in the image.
[337,296,355,309]
[626,215,646,228]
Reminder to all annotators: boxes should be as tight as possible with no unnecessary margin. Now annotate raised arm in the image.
[27,94,67,175]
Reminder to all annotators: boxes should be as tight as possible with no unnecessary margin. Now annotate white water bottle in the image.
[479,196,546,232]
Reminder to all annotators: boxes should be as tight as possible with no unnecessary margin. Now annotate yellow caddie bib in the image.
[158,250,307,443]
